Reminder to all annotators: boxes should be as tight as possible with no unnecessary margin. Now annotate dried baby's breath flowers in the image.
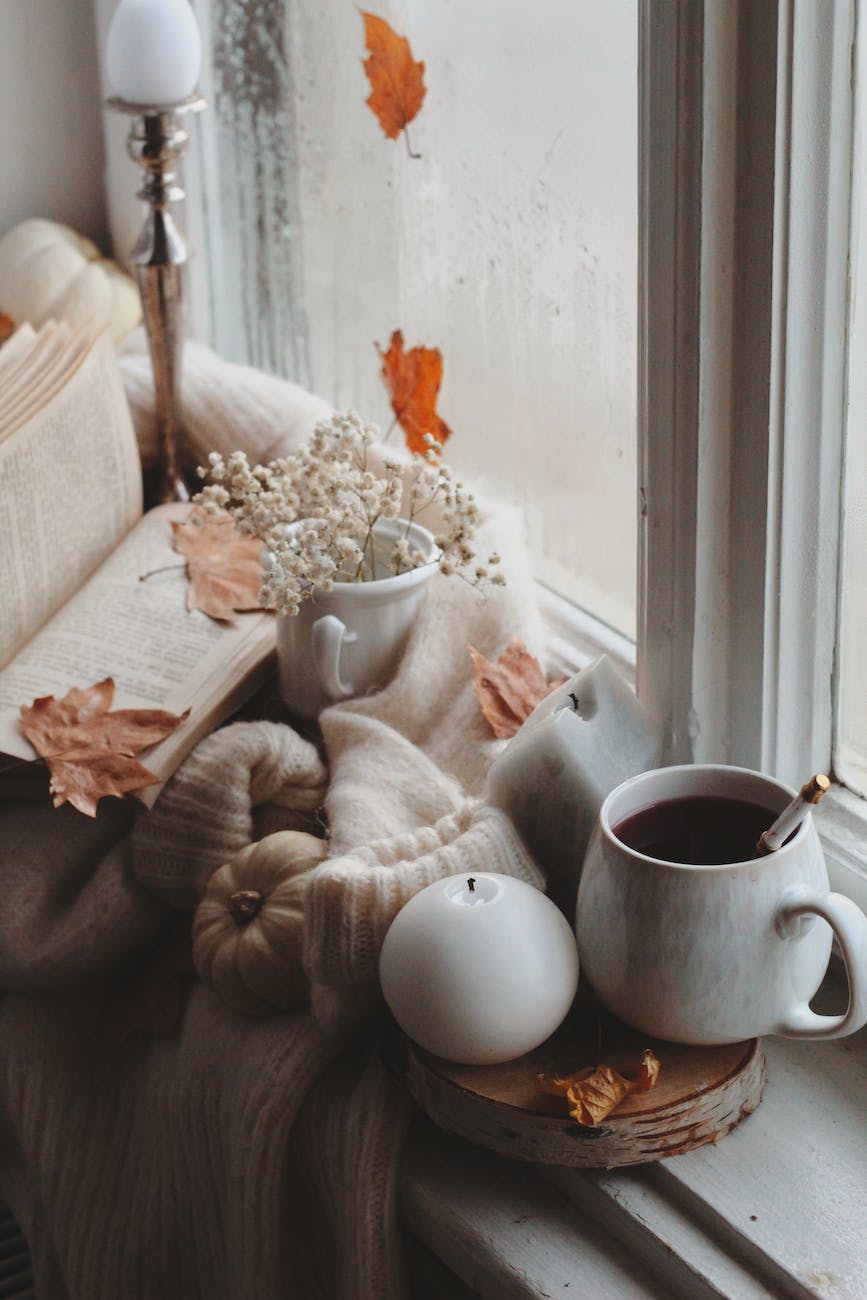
[196,411,504,615]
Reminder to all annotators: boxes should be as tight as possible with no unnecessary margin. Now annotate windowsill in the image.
[400,971,867,1299]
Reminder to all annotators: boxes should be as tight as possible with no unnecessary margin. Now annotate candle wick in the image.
[569,693,580,712]
[467,877,476,893]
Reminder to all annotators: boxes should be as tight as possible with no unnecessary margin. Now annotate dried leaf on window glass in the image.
[536,1049,661,1127]
[171,506,264,624]
[361,12,426,145]
[19,677,189,817]
[469,638,565,739]
[377,329,451,455]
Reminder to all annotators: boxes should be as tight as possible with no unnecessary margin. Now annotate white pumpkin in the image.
[0,218,142,341]
[192,831,328,1017]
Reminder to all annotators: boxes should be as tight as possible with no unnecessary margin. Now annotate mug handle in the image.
[775,885,867,1039]
[311,614,358,700]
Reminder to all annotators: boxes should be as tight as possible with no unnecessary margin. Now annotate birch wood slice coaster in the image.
[402,1004,767,1169]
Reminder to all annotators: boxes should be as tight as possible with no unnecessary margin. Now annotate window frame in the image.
[631,0,867,911]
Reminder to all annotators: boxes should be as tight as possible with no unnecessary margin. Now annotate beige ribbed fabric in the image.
[0,340,549,1300]
[132,720,327,909]
[118,329,332,469]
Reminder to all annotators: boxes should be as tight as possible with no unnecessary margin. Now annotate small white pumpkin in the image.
[192,830,327,1017]
[0,218,142,341]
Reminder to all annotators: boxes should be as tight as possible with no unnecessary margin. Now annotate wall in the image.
[0,0,108,246]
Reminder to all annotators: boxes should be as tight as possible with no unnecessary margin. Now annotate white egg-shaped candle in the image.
[379,873,580,1065]
[106,0,202,105]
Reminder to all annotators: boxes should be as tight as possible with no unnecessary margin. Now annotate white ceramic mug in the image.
[276,518,438,719]
[576,764,867,1044]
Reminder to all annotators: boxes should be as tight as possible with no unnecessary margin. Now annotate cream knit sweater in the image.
[0,335,546,1300]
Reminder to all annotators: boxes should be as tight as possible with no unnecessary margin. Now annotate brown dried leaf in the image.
[361,12,426,143]
[534,1067,594,1098]
[536,1050,661,1127]
[377,329,451,455]
[0,313,15,345]
[171,506,264,623]
[469,638,565,739]
[19,677,189,817]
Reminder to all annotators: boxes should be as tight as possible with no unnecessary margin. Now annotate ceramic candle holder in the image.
[485,655,662,907]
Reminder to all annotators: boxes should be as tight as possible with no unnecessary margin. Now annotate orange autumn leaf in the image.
[361,12,426,148]
[377,329,451,455]
[19,677,189,817]
[469,638,565,739]
[0,313,15,345]
[536,1050,661,1127]
[171,506,264,623]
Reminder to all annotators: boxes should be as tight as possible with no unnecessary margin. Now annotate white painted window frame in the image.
[559,0,867,916]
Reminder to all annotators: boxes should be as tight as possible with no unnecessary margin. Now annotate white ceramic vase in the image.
[275,517,438,719]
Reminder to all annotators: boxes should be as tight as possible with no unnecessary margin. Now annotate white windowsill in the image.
[401,978,866,1300]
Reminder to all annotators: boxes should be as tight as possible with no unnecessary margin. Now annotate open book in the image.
[0,323,275,808]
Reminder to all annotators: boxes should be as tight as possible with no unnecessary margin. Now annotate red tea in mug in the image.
[613,794,777,865]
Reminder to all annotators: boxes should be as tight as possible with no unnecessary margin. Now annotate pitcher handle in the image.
[311,614,357,700]
[775,886,867,1039]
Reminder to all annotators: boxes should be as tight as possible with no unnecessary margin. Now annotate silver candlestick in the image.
[107,92,206,504]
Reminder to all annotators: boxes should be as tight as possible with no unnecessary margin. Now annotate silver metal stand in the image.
[107,92,206,503]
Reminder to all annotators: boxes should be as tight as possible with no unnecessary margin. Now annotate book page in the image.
[0,330,142,667]
[0,327,93,441]
[0,323,37,380]
[0,322,68,423]
[0,504,276,797]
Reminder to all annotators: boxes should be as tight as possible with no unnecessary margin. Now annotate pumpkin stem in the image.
[227,889,265,925]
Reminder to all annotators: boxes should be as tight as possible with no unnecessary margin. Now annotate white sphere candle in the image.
[379,873,580,1065]
[106,0,202,105]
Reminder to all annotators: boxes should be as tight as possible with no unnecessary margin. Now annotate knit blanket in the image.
[0,336,546,1300]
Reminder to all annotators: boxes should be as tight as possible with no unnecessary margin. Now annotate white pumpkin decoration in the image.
[0,219,142,341]
[192,830,328,1017]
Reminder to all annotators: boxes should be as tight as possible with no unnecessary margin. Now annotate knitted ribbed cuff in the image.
[303,803,544,986]
[132,720,328,909]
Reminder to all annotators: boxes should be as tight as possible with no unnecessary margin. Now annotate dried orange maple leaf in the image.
[19,677,189,817]
[361,12,426,148]
[469,638,565,739]
[377,329,451,455]
[536,1050,661,1127]
[171,506,263,623]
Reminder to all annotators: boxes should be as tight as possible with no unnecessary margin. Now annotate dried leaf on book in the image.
[0,313,15,346]
[377,329,451,455]
[469,638,565,739]
[361,12,426,145]
[536,1049,661,1127]
[171,505,264,623]
[19,677,189,817]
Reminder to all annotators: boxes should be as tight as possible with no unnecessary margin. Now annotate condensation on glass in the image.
[187,0,639,636]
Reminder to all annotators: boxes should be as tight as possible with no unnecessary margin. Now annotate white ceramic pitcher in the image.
[276,517,438,719]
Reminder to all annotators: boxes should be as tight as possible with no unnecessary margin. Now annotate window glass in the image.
[193,0,638,636]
